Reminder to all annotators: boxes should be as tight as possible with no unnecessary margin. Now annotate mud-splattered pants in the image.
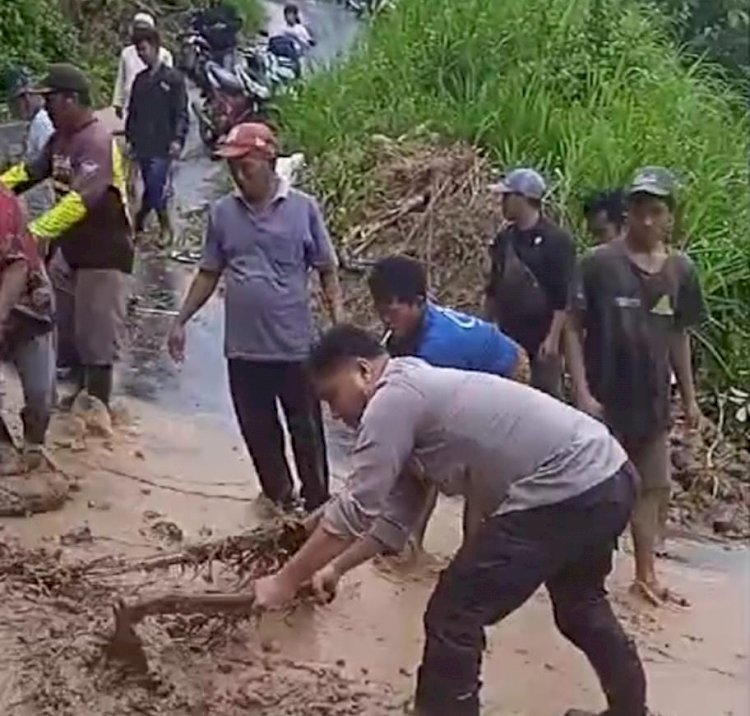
[0,331,55,446]
[415,463,647,716]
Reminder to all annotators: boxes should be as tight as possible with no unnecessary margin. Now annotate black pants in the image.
[227,359,329,511]
[415,464,646,716]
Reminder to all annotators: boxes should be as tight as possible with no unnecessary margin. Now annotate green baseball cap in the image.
[31,63,90,96]
[627,166,678,199]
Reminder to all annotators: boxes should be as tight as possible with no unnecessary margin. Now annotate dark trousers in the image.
[415,464,647,716]
[227,359,329,511]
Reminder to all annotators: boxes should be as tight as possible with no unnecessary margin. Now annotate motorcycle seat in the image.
[206,62,244,92]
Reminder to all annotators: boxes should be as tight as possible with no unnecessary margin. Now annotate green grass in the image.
[226,0,267,35]
[280,0,750,390]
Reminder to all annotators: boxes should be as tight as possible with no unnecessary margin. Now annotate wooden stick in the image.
[120,589,258,625]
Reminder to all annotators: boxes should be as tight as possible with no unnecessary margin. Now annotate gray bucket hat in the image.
[489,167,547,200]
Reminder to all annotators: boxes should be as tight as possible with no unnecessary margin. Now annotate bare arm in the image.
[167,269,220,363]
[541,309,567,355]
[669,330,700,423]
[318,265,344,324]
[276,523,354,587]
[564,313,603,417]
[177,269,220,326]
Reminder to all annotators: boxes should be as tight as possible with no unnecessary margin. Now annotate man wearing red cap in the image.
[168,123,343,514]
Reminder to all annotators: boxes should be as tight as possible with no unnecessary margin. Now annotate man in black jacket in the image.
[126,28,188,244]
[485,168,576,397]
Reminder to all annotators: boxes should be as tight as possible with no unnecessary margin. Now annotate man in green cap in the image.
[565,166,705,606]
[1,64,134,410]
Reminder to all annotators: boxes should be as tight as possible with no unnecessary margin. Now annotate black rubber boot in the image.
[85,365,114,407]
[58,366,85,411]
[21,406,50,447]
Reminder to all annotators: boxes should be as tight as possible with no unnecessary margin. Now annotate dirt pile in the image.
[319,136,749,541]
[0,519,406,715]
[669,411,750,539]
[329,135,502,330]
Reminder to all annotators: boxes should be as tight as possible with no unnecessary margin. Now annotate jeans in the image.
[138,156,172,215]
[227,359,330,511]
[415,464,647,716]
[0,332,55,445]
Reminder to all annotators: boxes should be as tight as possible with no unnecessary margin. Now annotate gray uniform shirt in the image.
[201,180,338,361]
[324,358,628,551]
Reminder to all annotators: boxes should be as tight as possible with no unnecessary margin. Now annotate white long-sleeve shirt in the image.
[112,45,174,111]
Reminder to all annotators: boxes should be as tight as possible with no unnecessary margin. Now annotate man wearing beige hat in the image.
[168,123,344,515]
[112,12,174,121]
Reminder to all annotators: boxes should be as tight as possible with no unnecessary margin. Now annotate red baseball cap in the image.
[215,122,278,161]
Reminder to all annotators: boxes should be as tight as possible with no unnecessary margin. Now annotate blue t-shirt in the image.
[390,302,520,377]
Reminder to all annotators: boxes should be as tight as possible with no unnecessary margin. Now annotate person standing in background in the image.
[8,68,56,221]
[565,166,705,606]
[126,28,188,244]
[283,3,315,57]
[1,64,134,411]
[112,13,174,207]
[167,123,343,515]
[112,13,174,121]
[485,168,576,397]
[583,189,626,245]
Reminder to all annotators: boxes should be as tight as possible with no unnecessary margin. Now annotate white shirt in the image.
[112,45,174,111]
[284,23,313,54]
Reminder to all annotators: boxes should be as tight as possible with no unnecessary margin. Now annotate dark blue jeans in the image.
[415,464,647,716]
[138,156,172,214]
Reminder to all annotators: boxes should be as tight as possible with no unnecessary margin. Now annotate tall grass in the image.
[281,0,750,389]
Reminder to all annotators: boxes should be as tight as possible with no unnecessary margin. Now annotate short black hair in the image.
[583,189,626,226]
[368,255,427,305]
[308,325,387,376]
[134,27,161,48]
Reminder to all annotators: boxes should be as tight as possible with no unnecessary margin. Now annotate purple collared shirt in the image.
[201,180,338,360]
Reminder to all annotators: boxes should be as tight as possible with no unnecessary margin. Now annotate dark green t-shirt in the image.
[573,240,705,439]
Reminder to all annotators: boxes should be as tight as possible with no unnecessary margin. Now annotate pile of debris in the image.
[330,135,502,329]
[0,518,406,715]
[316,135,749,540]
[669,411,750,539]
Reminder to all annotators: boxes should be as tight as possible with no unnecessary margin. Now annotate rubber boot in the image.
[58,365,85,411]
[85,365,114,407]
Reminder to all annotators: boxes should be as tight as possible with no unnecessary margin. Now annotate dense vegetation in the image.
[653,0,749,83]
[281,0,749,392]
[0,0,264,104]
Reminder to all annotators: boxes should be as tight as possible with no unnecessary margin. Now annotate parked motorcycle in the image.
[191,61,271,151]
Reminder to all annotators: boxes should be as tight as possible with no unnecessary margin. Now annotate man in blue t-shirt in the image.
[367,255,529,552]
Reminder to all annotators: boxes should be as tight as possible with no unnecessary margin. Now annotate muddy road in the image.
[1,2,749,714]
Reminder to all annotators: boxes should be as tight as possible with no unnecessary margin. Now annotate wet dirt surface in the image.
[2,3,749,715]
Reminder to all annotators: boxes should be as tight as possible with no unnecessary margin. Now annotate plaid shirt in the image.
[0,185,54,350]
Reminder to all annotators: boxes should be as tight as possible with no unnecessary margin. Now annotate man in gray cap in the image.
[8,67,56,220]
[485,168,575,397]
[565,166,705,606]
